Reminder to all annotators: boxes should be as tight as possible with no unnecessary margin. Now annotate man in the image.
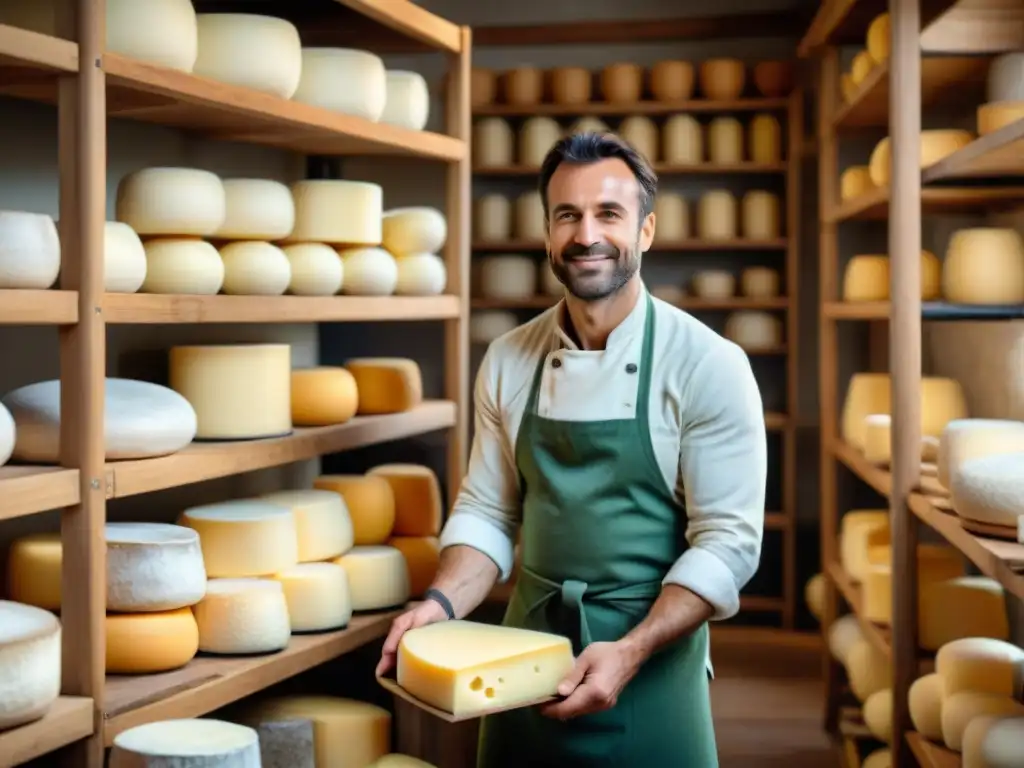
[377,132,766,767]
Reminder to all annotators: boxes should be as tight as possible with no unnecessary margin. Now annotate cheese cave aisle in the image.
[0,1,1022,768]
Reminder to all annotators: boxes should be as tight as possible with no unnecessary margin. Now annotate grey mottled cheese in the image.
[256,718,315,768]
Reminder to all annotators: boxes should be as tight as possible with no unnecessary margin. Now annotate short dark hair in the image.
[538,131,658,222]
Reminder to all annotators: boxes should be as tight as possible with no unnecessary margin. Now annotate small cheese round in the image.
[141,238,225,295]
[470,311,519,344]
[941,691,1024,751]
[724,311,782,351]
[909,673,944,741]
[106,608,199,674]
[470,68,497,108]
[827,614,864,664]
[194,578,291,654]
[260,488,355,562]
[473,118,514,168]
[938,419,1024,490]
[395,253,447,296]
[313,475,396,545]
[5,533,62,610]
[290,367,359,427]
[846,638,891,702]
[273,562,352,633]
[662,115,703,165]
[109,719,261,768]
[749,113,782,164]
[288,180,382,246]
[381,70,430,131]
[515,191,545,241]
[116,168,226,237]
[387,536,440,597]
[0,210,60,289]
[479,254,537,300]
[503,67,543,105]
[105,522,207,612]
[707,117,743,164]
[0,600,61,730]
[338,247,398,295]
[367,464,443,537]
[741,267,780,298]
[651,61,695,101]
[654,193,688,241]
[550,66,593,104]
[343,358,422,415]
[283,243,343,296]
[804,573,825,621]
[987,52,1024,103]
[519,117,562,167]
[868,131,974,186]
[0,402,13,467]
[741,191,780,239]
[332,545,410,611]
[698,191,737,239]
[618,116,658,162]
[753,61,793,97]
[600,63,642,102]
[864,688,893,743]
[843,255,888,302]
[840,166,875,201]
[962,715,1024,768]
[216,179,295,241]
[106,0,198,72]
[194,14,302,99]
[293,48,387,120]
[382,207,447,257]
[943,227,1024,305]
[952,452,1024,529]
[978,101,1024,136]
[699,58,745,100]
[219,241,291,296]
[474,195,512,242]
[179,499,300,578]
[936,637,1024,699]
[867,13,890,64]
[692,270,735,299]
[104,221,147,293]
[851,51,874,85]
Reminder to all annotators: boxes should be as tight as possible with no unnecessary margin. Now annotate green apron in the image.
[477,295,719,768]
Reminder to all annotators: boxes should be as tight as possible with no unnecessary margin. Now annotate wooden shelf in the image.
[475,163,787,177]
[832,439,891,498]
[471,239,789,252]
[0,466,80,522]
[333,0,463,52]
[829,185,1024,221]
[923,117,1024,181]
[826,560,891,657]
[764,412,789,431]
[0,696,94,767]
[471,296,790,311]
[473,98,788,118]
[102,608,405,746]
[0,290,78,325]
[797,0,960,56]
[0,23,77,72]
[823,301,1024,321]
[907,732,960,767]
[102,294,461,324]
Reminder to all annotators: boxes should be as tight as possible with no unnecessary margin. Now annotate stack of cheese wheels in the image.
[193,13,302,99]
[381,207,448,296]
[109,718,262,767]
[840,166,875,201]
[842,250,942,302]
[474,194,512,242]
[478,254,538,300]
[724,311,782,351]
[216,178,295,296]
[294,48,387,120]
[943,228,1024,305]
[290,366,359,426]
[866,13,889,65]
[381,70,431,131]
[470,310,520,344]
[0,600,62,730]
[0,211,60,290]
[654,193,689,241]
[868,130,974,186]
[978,52,1024,135]
[343,357,423,415]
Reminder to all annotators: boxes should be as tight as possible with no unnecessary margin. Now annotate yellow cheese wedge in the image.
[936,637,1024,699]
[313,475,396,545]
[291,367,359,426]
[909,673,944,741]
[343,358,423,415]
[367,463,443,536]
[106,608,199,674]
[387,536,440,597]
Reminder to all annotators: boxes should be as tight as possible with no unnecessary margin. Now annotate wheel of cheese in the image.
[741,191,780,239]
[841,74,857,103]
[654,193,688,241]
[194,14,301,98]
[839,510,889,581]
[473,118,514,168]
[862,749,890,768]
[962,715,1024,768]
[987,53,1024,103]
[338,247,398,295]
[724,311,782,350]
[540,259,562,296]
[471,68,497,108]
[116,168,225,236]
[741,267,780,298]
[651,285,686,304]
[864,689,893,743]
[332,545,411,611]
[618,116,658,162]
[867,13,890,64]
[920,377,968,439]
[474,195,512,242]
[105,523,207,612]
[273,562,352,633]
[382,207,447,257]
[851,51,874,86]
[103,221,147,293]
[180,499,299,577]
[287,179,382,246]
[650,61,695,101]
[909,673,944,741]
[943,228,1024,305]
[169,344,292,440]
[289,367,358,427]
[804,573,825,621]
[662,115,703,164]
[0,402,12,468]
[861,544,965,625]
[699,59,745,100]
[868,130,974,186]
[141,238,224,295]
[519,117,562,167]
[367,464,443,537]
[6,533,62,610]
[293,48,387,121]
[2,378,197,463]
[749,113,782,164]
[842,252,940,302]
[502,67,543,106]
[106,608,199,674]
[0,210,60,289]
[841,166,875,200]
[692,270,735,299]
[514,191,545,241]
[215,178,295,241]
[936,637,1024,699]
[194,578,292,654]
[479,254,536,300]
[312,474,396,544]
[919,576,1010,651]
[219,241,291,295]
[381,70,430,131]
[248,718,315,768]
[0,601,61,730]
[549,67,592,105]
[942,691,1024,751]
[842,374,891,449]
[753,60,793,97]
[342,359,423,415]
[107,0,198,72]
[395,253,446,296]
[388,536,440,597]
[978,101,1024,136]
[568,117,610,135]
[282,243,343,296]
[708,117,743,164]
[846,639,891,702]
[260,488,354,562]
[951,452,1024,529]
[697,190,737,240]
[938,419,1024,490]
[470,311,519,344]
[827,614,864,664]
[110,719,261,768]
[600,63,642,103]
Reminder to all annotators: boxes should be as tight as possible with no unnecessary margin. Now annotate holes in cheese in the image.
[106,522,207,612]
[514,191,545,241]
[987,52,1024,103]
[724,311,782,351]
[194,14,302,99]
[951,452,1024,530]
[106,607,199,674]
[104,221,147,293]
[260,488,354,562]
[909,673,944,741]
[828,614,865,664]
[382,208,447,258]
[519,117,562,167]
[395,254,447,296]
[962,715,1024,768]
[338,247,398,296]
[651,61,695,101]
[313,475,395,545]
[293,48,387,120]
[741,267,780,298]
[941,691,1024,751]
[550,67,593,105]
[0,600,61,730]
[866,13,890,64]
[863,688,893,743]
[473,195,512,242]
[251,718,316,768]
[654,193,688,241]
[473,118,514,168]
[219,241,291,296]
[0,402,12,468]
[749,114,782,164]
[804,572,825,622]
[470,311,519,345]
[179,499,300,577]
[936,637,1024,700]
[697,190,737,240]
[692,270,735,299]
[272,562,352,633]
[699,59,745,100]
[117,168,226,237]
[943,227,1024,305]
[2,378,197,463]
[707,117,743,164]
[109,718,261,767]
[194,578,291,654]
[741,191,780,240]
[845,639,891,702]
[216,179,295,241]
[290,367,359,427]
[919,576,1010,651]
[600,63,642,102]
[287,180,383,246]
[343,358,423,415]
[868,131,974,187]
[387,536,441,597]
[169,343,292,440]
[663,115,703,165]
[503,67,543,105]
[839,510,889,582]
[840,166,875,201]
[397,620,575,716]
[618,116,658,163]
[381,70,430,131]
[141,238,225,295]
[842,374,891,450]
[283,243,343,296]
[753,61,793,97]
[107,0,199,73]
[0,210,60,289]
[331,546,410,611]
[367,463,443,536]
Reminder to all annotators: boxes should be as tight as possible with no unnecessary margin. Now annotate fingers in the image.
[376,613,413,677]
[556,656,589,697]
[540,680,612,720]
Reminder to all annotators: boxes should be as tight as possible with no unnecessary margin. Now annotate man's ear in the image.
[639,211,655,253]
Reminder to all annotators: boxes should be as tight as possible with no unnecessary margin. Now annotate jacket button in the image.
[625,363,637,374]
[552,357,562,368]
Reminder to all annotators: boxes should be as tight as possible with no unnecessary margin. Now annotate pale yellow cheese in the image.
[919,576,1010,651]
[861,544,964,625]
[863,414,892,464]
[851,51,874,85]
[841,251,941,302]
[387,536,440,597]
[293,48,386,120]
[116,168,225,237]
[804,573,826,621]
[618,116,659,163]
[519,117,563,167]
[748,113,782,164]
[109,719,261,768]
[962,715,1024,768]
[397,620,575,716]
[343,358,423,415]
[941,691,1024,751]
[978,101,1024,136]
[866,13,890,64]
[473,195,512,242]
[6,532,62,610]
[828,614,865,664]
[662,115,703,165]
[698,191,738,240]
[514,191,545,241]
[842,373,891,449]
[381,70,430,131]
[260,489,354,562]
[0,601,61,731]
[724,311,782,350]
[193,578,291,654]
[909,673,945,741]
[106,608,199,674]
[846,639,891,702]
[0,210,60,290]
[936,637,1024,699]
[840,166,875,201]
[740,267,779,298]
[219,241,291,296]
[141,238,225,295]
[338,247,398,296]
[331,546,410,611]
[839,509,889,582]
[921,377,969,439]
[107,0,198,72]
[707,117,743,164]
[692,270,735,299]
[272,563,353,633]
[104,221,147,293]
[290,367,359,427]
[286,180,383,246]
[217,179,296,241]
[382,208,447,258]
[868,131,974,186]
[939,419,1024,490]
[862,749,891,768]
[699,59,745,100]
[179,499,300,578]
[313,475,396,545]
[864,688,893,743]
[943,228,1024,305]
[366,463,443,536]
[395,253,446,296]
[473,118,514,168]
[654,193,689,241]
[194,14,302,100]
[549,67,592,105]
[741,190,780,239]
[479,254,537,300]
[952,452,1024,530]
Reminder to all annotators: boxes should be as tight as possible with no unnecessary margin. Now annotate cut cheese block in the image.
[941,691,1024,751]
[978,101,1024,136]
[662,115,702,165]
[550,66,593,104]
[698,191,737,240]
[193,578,291,654]
[106,522,207,612]
[936,637,1024,700]
[395,253,447,296]
[863,688,893,743]
[287,180,382,246]
[699,59,744,100]
[840,166,875,201]
[724,311,782,351]
[503,68,543,105]
[804,572,826,621]
[846,639,891,702]
[104,221,147,293]
[272,562,352,633]
[219,241,291,296]
[293,48,387,120]
[919,576,1010,651]
[388,536,440,597]
[0,402,12,467]
[519,117,562,167]
[470,311,519,344]
[2,378,197,463]
[943,228,1024,305]
[618,116,659,163]
[692,270,735,299]
[514,191,545,241]
[107,0,198,72]
[290,367,358,427]
[338,247,398,295]
[260,489,354,562]
[194,14,302,99]
[0,601,61,730]
[842,373,891,450]
[741,191,780,240]
[600,63,642,102]
[141,238,225,295]
[169,343,292,440]
[382,208,447,258]
[478,254,537,299]
[180,499,299,577]
[397,620,575,716]
[116,168,225,237]
[283,243,343,296]
[251,718,315,768]
[106,608,199,673]
[650,61,694,101]
[749,113,782,164]
[381,70,430,131]
[909,673,945,741]
[839,510,889,582]
[6,533,62,610]
[0,210,60,289]
[868,130,974,186]
[707,117,743,164]
[851,51,874,85]
[216,179,295,241]
[962,715,1024,768]
[654,193,688,241]
[473,118,514,168]
[313,475,396,545]
[370,756,437,768]
[867,13,890,64]
[951,452,1024,529]
[473,195,512,242]
[828,614,865,664]
[343,358,422,415]
[987,53,1024,103]
[367,463,443,536]
[332,546,410,611]
[109,719,261,768]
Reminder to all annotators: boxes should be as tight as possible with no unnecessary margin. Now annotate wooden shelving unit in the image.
[0,1,470,765]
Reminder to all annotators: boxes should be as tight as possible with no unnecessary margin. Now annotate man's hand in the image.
[375,600,448,677]
[538,640,644,720]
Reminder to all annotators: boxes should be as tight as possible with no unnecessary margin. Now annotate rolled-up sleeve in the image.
[663,342,767,620]
[439,346,521,581]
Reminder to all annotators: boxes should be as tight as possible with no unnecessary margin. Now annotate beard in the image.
[549,241,640,302]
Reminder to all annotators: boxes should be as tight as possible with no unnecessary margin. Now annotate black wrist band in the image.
[424,588,455,620]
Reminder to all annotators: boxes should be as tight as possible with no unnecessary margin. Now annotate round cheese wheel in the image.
[313,474,395,544]
[6,534,61,610]
[338,247,398,295]
[962,715,1024,768]
[110,719,261,768]
[842,374,890,449]
[987,53,1024,103]
[568,117,610,135]
[470,68,496,108]
[828,614,865,663]
[395,253,446,296]
[289,367,358,427]
[388,536,440,597]
[951,452,1024,529]
[479,255,536,300]
[194,14,301,99]
[381,70,430,131]
[943,227,1024,304]
[851,51,874,85]
[708,117,743,164]
[699,59,745,100]
[105,608,199,674]
[749,113,782,164]
[864,688,893,743]
[868,130,974,186]
[194,577,291,654]
[841,73,857,102]
[519,117,562,167]
[282,243,343,296]
[474,118,514,168]
[697,190,737,240]
[287,180,382,246]
[862,749,890,768]
[104,221,147,293]
[382,207,447,257]
[919,575,1011,651]
[840,510,889,581]
[909,673,944,741]
[741,267,780,298]
[332,545,411,611]
[753,61,793,97]
[116,167,226,237]
[724,311,782,350]
[804,573,825,621]
[662,115,703,165]
[936,637,1024,699]
[470,311,519,344]
[515,191,545,241]
[260,488,354,562]
[502,67,543,106]
[179,498,300,577]
[741,191,780,239]
[938,419,1024,490]
[0,402,13,467]
[618,116,658,162]
[867,13,890,64]
[141,238,224,295]
[651,61,695,101]
[107,0,198,72]
[216,179,295,241]
[0,600,61,730]
[220,241,291,296]
[600,63,642,102]
[293,48,387,121]
[846,639,891,702]
[474,195,512,242]
[0,210,60,289]
[654,193,688,241]
[978,100,1024,136]
[105,523,207,612]
[549,67,592,105]
[942,691,1024,751]
[273,562,352,632]
[843,255,887,302]
[841,166,875,200]
[692,270,735,299]
[920,377,968,438]
[3,378,197,463]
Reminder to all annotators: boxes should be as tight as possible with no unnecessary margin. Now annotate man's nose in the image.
[572,214,599,246]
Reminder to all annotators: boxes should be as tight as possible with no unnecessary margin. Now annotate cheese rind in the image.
[919,576,1009,651]
[0,601,61,730]
[290,367,359,427]
[387,536,441,597]
[193,578,291,654]
[180,499,299,577]
[293,48,387,121]
[283,243,343,296]
[0,210,60,289]
[343,358,423,415]
[863,688,893,744]
[381,70,430,131]
[909,673,944,741]
[6,533,63,609]
[941,691,1024,751]
[287,180,383,246]
[106,0,198,72]
[367,463,443,536]
[109,719,261,767]
[219,241,291,296]
[259,489,354,562]
[845,639,891,702]
[962,715,1024,768]
[395,253,447,296]
[940,420,1024,490]
[104,221,147,293]
[339,247,398,296]
[141,238,225,295]
[936,637,1024,700]
[106,608,199,674]
[105,522,207,612]
[314,475,396,545]
[272,562,352,633]
[216,179,296,241]
[382,208,447,257]
[194,14,302,99]
[252,718,316,768]
[943,227,1024,305]
[116,168,226,237]
[840,510,890,582]
[951,452,1024,529]
[332,546,410,611]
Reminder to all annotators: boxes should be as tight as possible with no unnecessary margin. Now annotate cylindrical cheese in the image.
[180,499,299,577]
[287,180,382,246]
[141,238,224,295]
[381,70,430,131]
[753,61,793,97]
[840,510,889,581]
[0,600,61,730]
[909,673,944,741]
[828,614,865,664]
[0,210,61,290]
[106,608,199,674]
[978,100,1024,136]
[502,68,543,106]
[741,191,780,239]
[519,117,561,167]
[962,715,1024,768]
[951,452,1024,529]
[697,190,737,240]
[943,228,1024,305]
[851,50,874,85]
[919,576,1010,651]
[867,13,890,64]
[936,637,1024,699]
[104,221,147,293]
[941,691,1024,751]
[479,254,537,300]
[216,178,295,241]
[662,115,703,165]
[194,14,302,99]
[471,68,496,108]
[283,243,343,296]
[842,373,891,449]
[749,113,782,164]
[654,193,688,241]
[293,48,387,121]
[549,67,592,105]
[699,59,745,100]
[261,488,354,562]
[864,689,893,744]
[388,536,441,597]
[600,63,642,103]
[395,253,447,296]
[514,192,545,241]
[289,367,358,427]
[868,131,974,186]
[938,419,1024,490]
[741,267,780,298]
[110,719,261,768]
[841,166,875,200]
[692,270,735,299]
[618,116,658,162]
[846,639,891,702]
[195,578,291,655]
[342,358,423,415]
[107,0,198,72]
[365,463,444,537]
[313,474,396,545]
[707,117,743,164]
[105,523,207,613]
[724,311,782,350]
[474,195,512,242]
[382,207,447,257]
[6,534,63,610]
[987,53,1024,103]
[474,118,514,168]
[338,247,398,295]
[116,168,226,237]
[921,376,968,439]
[651,61,695,101]
[273,562,353,633]
[470,311,519,344]
[332,546,411,611]
[219,241,291,296]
